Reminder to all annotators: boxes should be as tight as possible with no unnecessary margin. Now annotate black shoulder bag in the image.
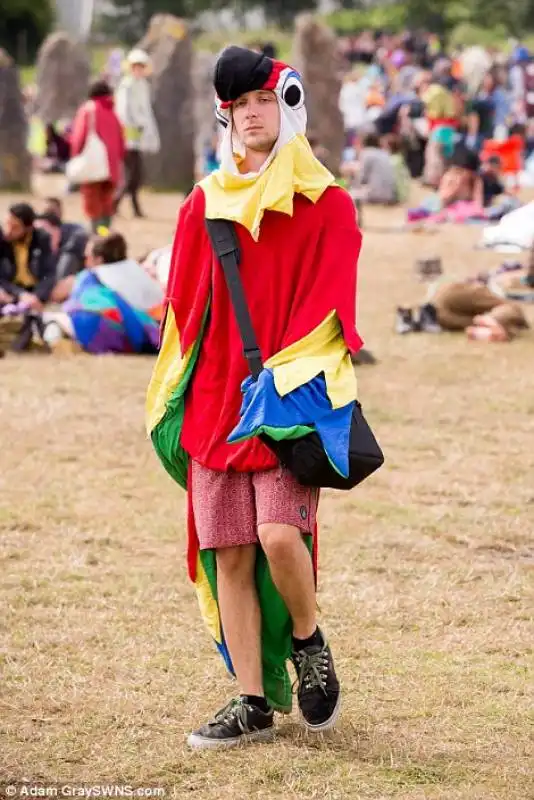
[205,218,384,490]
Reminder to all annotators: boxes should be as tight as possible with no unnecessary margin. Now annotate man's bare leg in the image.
[216,543,263,696]
[258,523,340,732]
[257,524,316,639]
[187,544,274,748]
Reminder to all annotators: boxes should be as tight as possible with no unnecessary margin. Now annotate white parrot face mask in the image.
[215,58,308,178]
[200,45,335,240]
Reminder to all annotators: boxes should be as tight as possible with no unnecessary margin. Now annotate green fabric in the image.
[150,305,316,713]
[390,153,411,204]
[200,539,314,714]
[430,125,456,158]
[233,423,345,477]
[150,326,204,489]
[230,423,314,444]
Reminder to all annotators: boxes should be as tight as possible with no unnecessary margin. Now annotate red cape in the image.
[166,184,363,472]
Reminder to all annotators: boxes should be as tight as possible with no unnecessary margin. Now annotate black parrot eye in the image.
[215,105,228,128]
[282,73,304,109]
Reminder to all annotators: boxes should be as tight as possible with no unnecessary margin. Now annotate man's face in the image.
[43,200,61,218]
[482,159,500,177]
[3,213,29,243]
[131,63,146,79]
[232,90,280,153]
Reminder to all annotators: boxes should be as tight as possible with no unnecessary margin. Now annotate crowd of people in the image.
[335,31,534,219]
[330,30,534,343]
[197,33,534,227]
[0,196,167,356]
[3,31,534,358]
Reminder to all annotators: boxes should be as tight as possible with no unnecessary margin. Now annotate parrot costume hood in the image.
[201,45,337,240]
[146,46,362,712]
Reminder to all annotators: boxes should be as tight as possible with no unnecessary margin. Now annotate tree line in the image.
[94,0,534,39]
[4,0,534,63]
[0,0,53,62]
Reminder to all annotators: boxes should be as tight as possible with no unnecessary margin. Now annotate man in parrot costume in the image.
[146,45,363,749]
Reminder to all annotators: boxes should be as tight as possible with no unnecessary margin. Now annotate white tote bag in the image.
[66,102,111,184]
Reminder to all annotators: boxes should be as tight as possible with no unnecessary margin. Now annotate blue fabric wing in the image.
[65,270,158,353]
[228,369,354,477]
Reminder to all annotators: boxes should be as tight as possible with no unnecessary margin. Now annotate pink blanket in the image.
[408,200,488,225]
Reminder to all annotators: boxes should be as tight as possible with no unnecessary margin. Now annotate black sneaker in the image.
[395,307,416,335]
[292,631,341,731]
[187,697,275,750]
[417,303,442,333]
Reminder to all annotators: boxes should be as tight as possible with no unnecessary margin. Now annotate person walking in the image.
[114,49,160,218]
[146,46,363,749]
[70,80,125,233]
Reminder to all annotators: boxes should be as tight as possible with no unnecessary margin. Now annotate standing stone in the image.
[36,32,90,124]
[55,0,95,40]
[193,51,216,172]
[292,14,344,176]
[0,50,31,191]
[138,14,195,193]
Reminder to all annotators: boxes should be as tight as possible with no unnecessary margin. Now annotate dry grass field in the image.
[1,180,533,800]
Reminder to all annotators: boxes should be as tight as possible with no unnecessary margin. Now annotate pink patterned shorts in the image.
[191,460,319,550]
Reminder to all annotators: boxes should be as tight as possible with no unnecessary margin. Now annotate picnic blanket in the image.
[408,200,487,225]
[62,259,164,354]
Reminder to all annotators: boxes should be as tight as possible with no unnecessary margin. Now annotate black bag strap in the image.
[205,218,263,380]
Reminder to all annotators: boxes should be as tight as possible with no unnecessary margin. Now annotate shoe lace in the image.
[213,698,252,733]
[294,648,329,695]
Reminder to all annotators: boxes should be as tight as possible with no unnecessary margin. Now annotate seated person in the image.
[343,131,399,205]
[464,84,496,154]
[43,231,164,355]
[438,145,483,208]
[420,72,463,188]
[42,197,88,247]
[42,196,63,218]
[0,203,55,312]
[480,154,505,207]
[375,93,424,137]
[35,210,88,302]
[383,133,411,203]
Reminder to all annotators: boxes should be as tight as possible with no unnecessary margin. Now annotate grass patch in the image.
[0,187,533,798]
